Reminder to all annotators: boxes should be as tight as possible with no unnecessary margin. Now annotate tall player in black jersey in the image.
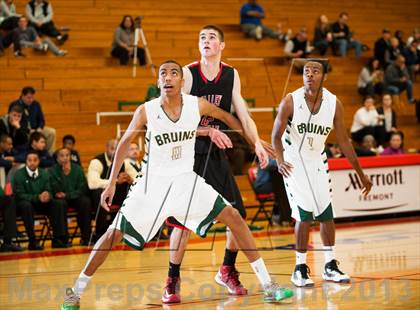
[162,25,270,303]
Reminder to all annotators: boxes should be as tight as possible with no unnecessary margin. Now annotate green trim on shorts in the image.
[196,195,227,238]
[315,203,334,222]
[120,214,145,250]
[297,206,314,222]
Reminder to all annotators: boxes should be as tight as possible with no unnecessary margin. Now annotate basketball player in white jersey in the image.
[272,60,372,287]
[60,61,293,309]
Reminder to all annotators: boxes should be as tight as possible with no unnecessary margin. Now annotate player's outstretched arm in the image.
[334,99,372,196]
[272,94,294,177]
[101,105,147,210]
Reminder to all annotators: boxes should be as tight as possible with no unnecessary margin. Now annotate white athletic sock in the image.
[73,271,92,296]
[296,252,307,265]
[250,257,272,287]
[323,246,335,264]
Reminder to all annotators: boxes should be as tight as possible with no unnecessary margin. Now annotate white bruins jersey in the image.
[143,93,201,176]
[283,87,336,160]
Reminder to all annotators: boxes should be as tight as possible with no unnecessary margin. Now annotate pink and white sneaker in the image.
[214,265,248,295]
[161,276,181,304]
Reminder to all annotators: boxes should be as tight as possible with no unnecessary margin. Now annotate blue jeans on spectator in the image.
[386,80,414,102]
[240,24,280,39]
[335,38,362,58]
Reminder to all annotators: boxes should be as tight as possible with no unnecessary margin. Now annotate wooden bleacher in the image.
[1,0,419,211]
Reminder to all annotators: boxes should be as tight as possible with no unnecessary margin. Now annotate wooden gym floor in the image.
[0,216,419,309]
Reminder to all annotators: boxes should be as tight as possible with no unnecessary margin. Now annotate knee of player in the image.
[105,228,124,243]
[223,206,242,223]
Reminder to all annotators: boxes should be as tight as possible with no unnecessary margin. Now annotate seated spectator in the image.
[12,16,67,57]
[402,40,419,82]
[9,86,56,153]
[374,29,391,68]
[350,96,382,143]
[0,0,20,31]
[394,30,406,51]
[381,131,404,155]
[87,139,132,240]
[325,143,343,158]
[124,142,141,180]
[111,15,146,66]
[355,135,378,157]
[253,159,291,226]
[331,12,362,58]
[25,0,68,44]
[384,37,402,66]
[384,55,416,104]
[313,15,333,56]
[15,132,54,167]
[407,28,420,48]
[284,27,312,59]
[0,134,14,176]
[54,134,81,166]
[376,93,398,145]
[0,104,29,155]
[357,58,384,97]
[239,0,289,41]
[14,150,69,250]
[50,148,92,246]
[0,187,22,252]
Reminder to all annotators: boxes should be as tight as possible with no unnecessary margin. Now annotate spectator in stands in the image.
[111,15,146,66]
[0,104,29,155]
[57,134,82,166]
[384,55,415,104]
[313,14,332,56]
[355,135,378,157]
[9,86,56,153]
[0,134,14,175]
[331,12,362,58]
[384,37,402,65]
[124,142,141,180]
[87,139,132,240]
[25,0,68,44]
[374,29,392,68]
[12,16,67,57]
[50,148,92,246]
[394,30,406,51]
[14,150,69,250]
[381,131,404,155]
[0,188,22,252]
[407,28,420,49]
[239,0,289,41]
[357,58,384,97]
[253,159,291,226]
[350,96,382,143]
[0,0,20,31]
[325,143,343,158]
[284,27,312,59]
[15,132,55,167]
[402,40,419,82]
[376,93,398,145]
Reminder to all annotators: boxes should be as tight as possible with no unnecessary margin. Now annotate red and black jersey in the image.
[187,61,234,154]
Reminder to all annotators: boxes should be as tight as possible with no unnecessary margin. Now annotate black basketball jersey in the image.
[187,61,235,154]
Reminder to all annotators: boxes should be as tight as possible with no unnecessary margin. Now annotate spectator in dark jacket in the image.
[0,104,28,154]
[0,134,14,175]
[384,55,415,103]
[357,58,384,96]
[374,29,392,68]
[25,0,68,44]
[50,148,92,246]
[53,134,81,166]
[331,12,362,58]
[15,132,54,167]
[284,27,312,59]
[14,150,69,250]
[376,93,398,145]
[402,40,419,82]
[355,135,378,157]
[313,15,333,55]
[9,86,56,153]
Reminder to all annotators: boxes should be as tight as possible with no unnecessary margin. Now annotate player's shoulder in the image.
[185,61,200,69]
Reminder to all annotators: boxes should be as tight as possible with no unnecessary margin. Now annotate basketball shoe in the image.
[263,281,294,302]
[60,288,80,310]
[161,276,181,304]
[291,264,314,287]
[214,265,248,295]
[322,259,350,283]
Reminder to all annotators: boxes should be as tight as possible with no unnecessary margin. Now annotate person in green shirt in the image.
[50,148,92,246]
[14,150,69,250]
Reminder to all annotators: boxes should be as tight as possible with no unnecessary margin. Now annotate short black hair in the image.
[363,95,375,102]
[201,25,225,42]
[390,131,404,141]
[29,132,46,145]
[9,104,23,114]
[62,134,76,144]
[57,147,70,155]
[0,134,11,143]
[21,86,36,96]
[26,150,39,159]
[304,59,330,73]
[159,60,183,77]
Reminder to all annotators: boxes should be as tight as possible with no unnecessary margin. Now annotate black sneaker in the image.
[28,242,44,251]
[0,243,23,252]
[14,50,26,57]
[291,264,314,287]
[322,259,350,283]
[57,33,69,45]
